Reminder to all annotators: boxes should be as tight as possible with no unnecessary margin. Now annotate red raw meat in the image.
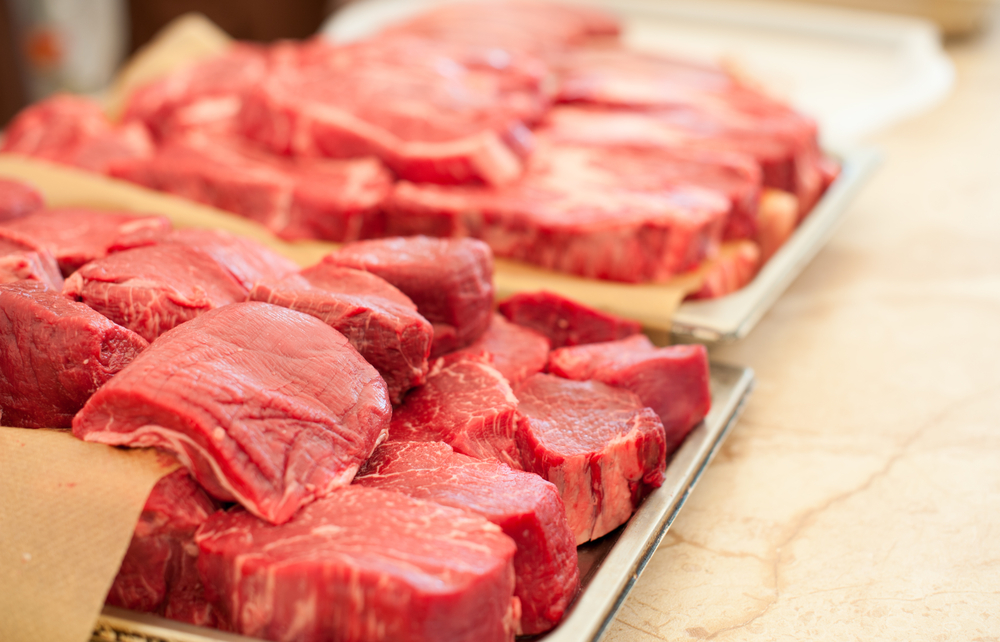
[381,1,620,58]
[389,359,522,468]
[385,140,730,283]
[498,290,641,348]
[444,312,550,385]
[241,36,550,186]
[0,230,63,289]
[62,243,248,342]
[513,373,667,543]
[321,236,494,356]
[109,138,392,242]
[1,94,153,173]
[154,228,298,291]
[548,335,711,453]
[195,486,520,642]
[539,107,762,240]
[0,281,148,428]
[355,441,579,635]
[250,269,432,405]
[0,179,43,221]
[0,209,171,275]
[107,469,221,628]
[73,302,392,524]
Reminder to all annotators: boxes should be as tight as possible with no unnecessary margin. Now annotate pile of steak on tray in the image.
[0,171,716,639]
[0,0,837,296]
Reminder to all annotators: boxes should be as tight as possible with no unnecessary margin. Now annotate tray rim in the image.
[91,362,755,642]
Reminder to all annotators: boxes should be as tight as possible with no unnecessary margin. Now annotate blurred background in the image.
[0,0,993,128]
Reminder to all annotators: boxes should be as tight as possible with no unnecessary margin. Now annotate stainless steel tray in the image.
[91,362,755,642]
[671,147,881,343]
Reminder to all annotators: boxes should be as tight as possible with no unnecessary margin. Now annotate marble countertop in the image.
[605,14,1000,642]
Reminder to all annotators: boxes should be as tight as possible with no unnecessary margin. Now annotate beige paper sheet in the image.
[0,428,178,642]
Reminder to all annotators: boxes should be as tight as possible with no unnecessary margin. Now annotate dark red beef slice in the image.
[355,441,578,635]
[0,209,172,275]
[389,360,522,467]
[0,229,64,289]
[513,373,667,543]
[108,139,392,242]
[322,236,494,356]
[195,486,519,642]
[73,302,391,524]
[0,281,148,428]
[249,272,432,405]
[385,141,730,283]
[0,179,43,221]
[1,94,154,173]
[107,469,221,628]
[548,335,711,453]
[62,244,248,343]
[156,228,298,291]
[241,36,549,187]
[444,313,550,385]
[498,290,641,348]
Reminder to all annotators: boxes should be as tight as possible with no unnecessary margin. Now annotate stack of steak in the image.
[1,0,836,297]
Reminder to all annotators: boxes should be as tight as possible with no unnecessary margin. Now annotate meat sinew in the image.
[514,373,667,543]
[498,290,642,348]
[73,302,392,524]
[548,335,712,453]
[355,441,579,635]
[321,236,494,356]
[249,269,433,405]
[195,485,520,642]
[0,280,148,428]
[107,469,221,628]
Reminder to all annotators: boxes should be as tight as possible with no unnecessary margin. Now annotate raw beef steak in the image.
[513,373,667,543]
[73,302,392,524]
[62,243,248,342]
[154,228,298,291]
[195,486,520,642]
[443,312,550,385]
[389,360,522,468]
[249,271,432,404]
[109,138,392,242]
[0,179,43,221]
[381,0,620,59]
[321,236,494,356]
[548,335,711,453]
[356,441,579,634]
[0,209,172,275]
[498,290,641,348]
[385,140,731,283]
[241,36,549,186]
[0,281,148,428]
[107,469,221,628]
[0,230,63,289]
[1,94,153,173]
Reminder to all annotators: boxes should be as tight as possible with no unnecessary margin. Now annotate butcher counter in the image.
[0,3,996,640]
[601,10,1000,641]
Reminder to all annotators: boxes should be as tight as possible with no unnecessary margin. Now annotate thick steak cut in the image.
[498,290,641,348]
[0,209,172,275]
[73,302,392,524]
[443,312,550,385]
[107,469,221,628]
[154,228,298,291]
[321,236,494,356]
[356,441,579,634]
[513,373,667,543]
[548,335,711,453]
[195,486,519,642]
[241,36,549,186]
[0,231,63,289]
[1,94,153,173]
[385,140,730,283]
[62,243,248,343]
[0,281,148,428]
[389,360,522,468]
[0,179,43,221]
[109,139,392,242]
[249,270,432,405]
